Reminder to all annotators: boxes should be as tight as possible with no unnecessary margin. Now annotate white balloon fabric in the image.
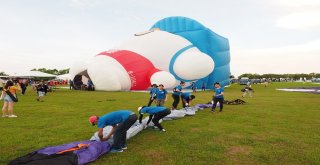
[70,16,230,91]
[150,71,176,87]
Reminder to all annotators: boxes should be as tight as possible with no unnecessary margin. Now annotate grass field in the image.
[0,82,319,165]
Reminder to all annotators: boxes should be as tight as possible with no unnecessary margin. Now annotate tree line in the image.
[0,72,8,76]
[30,68,70,75]
[237,73,320,79]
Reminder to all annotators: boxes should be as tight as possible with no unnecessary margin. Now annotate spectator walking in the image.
[20,80,27,95]
[36,81,46,102]
[242,84,253,98]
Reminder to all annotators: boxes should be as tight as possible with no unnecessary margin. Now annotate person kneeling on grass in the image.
[181,92,196,108]
[138,106,171,132]
[89,110,137,153]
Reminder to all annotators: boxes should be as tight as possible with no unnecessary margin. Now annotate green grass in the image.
[0,82,319,165]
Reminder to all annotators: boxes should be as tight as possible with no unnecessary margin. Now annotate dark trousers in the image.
[181,97,189,108]
[21,87,27,95]
[88,85,93,91]
[172,94,180,109]
[113,114,137,149]
[152,109,171,130]
[212,98,224,111]
[147,97,155,106]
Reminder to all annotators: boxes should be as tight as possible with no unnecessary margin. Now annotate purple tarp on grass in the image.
[38,140,111,165]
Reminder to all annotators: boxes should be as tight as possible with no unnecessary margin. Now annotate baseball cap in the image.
[89,116,98,126]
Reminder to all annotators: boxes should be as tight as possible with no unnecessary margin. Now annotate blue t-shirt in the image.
[173,85,183,95]
[97,110,132,128]
[87,80,93,86]
[150,87,158,97]
[214,88,224,99]
[156,89,167,100]
[181,92,190,100]
[140,106,166,115]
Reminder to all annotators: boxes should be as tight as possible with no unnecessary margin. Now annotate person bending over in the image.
[89,110,137,153]
[181,92,196,108]
[138,106,171,132]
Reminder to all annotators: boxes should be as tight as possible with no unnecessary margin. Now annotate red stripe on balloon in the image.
[97,50,159,90]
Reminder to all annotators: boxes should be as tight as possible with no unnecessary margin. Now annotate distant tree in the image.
[58,69,70,75]
[0,72,8,76]
[238,73,319,80]
[30,68,70,75]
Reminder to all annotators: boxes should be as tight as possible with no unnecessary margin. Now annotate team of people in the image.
[88,81,224,153]
[1,79,225,153]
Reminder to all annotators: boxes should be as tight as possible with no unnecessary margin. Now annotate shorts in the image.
[4,94,14,102]
[38,91,45,97]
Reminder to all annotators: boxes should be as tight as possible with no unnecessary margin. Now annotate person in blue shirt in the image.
[89,110,137,153]
[147,84,158,106]
[181,92,196,108]
[87,79,94,91]
[201,82,206,91]
[155,84,168,106]
[191,82,196,92]
[212,82,224,112]
[138,106,171,132]
[172,81,185,110]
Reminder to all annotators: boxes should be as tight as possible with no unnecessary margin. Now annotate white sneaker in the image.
[8,115,17,118]
[153,126,158,129]
[161,129,166,132]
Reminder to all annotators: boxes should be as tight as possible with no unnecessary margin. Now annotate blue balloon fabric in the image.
[151,16,230,89]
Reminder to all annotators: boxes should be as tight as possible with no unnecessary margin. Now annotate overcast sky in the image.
[0,0,319,76]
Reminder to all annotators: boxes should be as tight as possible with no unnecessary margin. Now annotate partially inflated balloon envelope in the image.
[70,16,230,91]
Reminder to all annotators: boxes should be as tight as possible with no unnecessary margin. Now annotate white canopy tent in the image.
[56,73,70,80]
[9,71,57,78]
